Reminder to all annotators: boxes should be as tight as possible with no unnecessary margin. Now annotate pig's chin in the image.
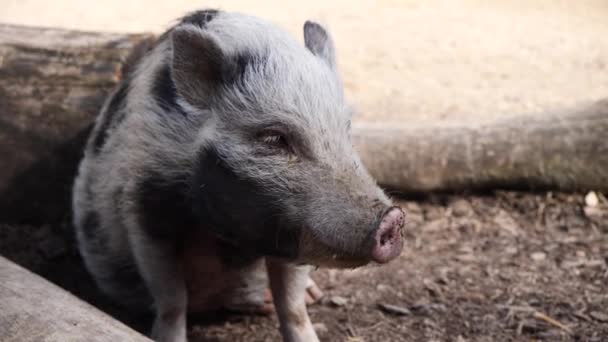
[296,229,372,269]
[315,255,370,269]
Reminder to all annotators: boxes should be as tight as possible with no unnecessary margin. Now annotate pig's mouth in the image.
[296,207,406,269]
[294,229,366,268]
[325,252,372,268]
[300,250,371,269]
[303,241,403,269]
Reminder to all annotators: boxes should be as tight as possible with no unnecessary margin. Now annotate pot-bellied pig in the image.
[73,9,405,342]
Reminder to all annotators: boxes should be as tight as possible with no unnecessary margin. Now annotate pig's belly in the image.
[181,232,267,313]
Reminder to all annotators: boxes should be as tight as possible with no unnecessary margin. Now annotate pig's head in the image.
[173,13,404,268]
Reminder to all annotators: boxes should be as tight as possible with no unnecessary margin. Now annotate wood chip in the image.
[329,296,348,307]
[573,311,592,322]
[345,337,365,342]
[497,304,536,313]
[456,253,476,262]
[531,252,547,261]
[423,278,444,299]
[493,210,520,236]
[562,259,605,269]
[584,206,602,219]
[377,303,412,316]
[589,311,608,323]
[312,322,328,334]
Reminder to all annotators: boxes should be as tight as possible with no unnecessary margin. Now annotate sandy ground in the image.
[2,0,607,123]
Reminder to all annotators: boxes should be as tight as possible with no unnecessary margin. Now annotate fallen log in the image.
[0,255,150,341]
[354,100,608,193]
[0,24,154,224]
[0,24,606,225]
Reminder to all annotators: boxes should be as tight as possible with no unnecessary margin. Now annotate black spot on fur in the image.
[91,80,129,153]
[192,147,300,259]
[219,52,264,109]
[234,54,253,77]
[225,52,258,84]
[180,9,219,28]
[136,172,196,240]
[151,64,187,115]
[81,211,100,241]
[121,36,157,77]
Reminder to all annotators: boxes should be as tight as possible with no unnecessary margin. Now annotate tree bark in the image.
[0,255,150,342]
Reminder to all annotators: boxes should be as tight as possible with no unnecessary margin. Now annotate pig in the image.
[72,9,405,342]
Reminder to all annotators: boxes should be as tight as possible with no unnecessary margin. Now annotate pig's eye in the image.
[260,132,291,153]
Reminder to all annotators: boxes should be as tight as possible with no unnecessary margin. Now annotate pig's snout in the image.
[370,206,405,263]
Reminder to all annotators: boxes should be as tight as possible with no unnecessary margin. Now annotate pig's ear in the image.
[170,26,225,107]
[303,21,336,69]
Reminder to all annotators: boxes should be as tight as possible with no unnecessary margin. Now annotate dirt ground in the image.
[2,0,608,124]
[1,191,607,341]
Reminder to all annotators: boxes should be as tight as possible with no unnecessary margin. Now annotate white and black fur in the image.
[73,10,403,342]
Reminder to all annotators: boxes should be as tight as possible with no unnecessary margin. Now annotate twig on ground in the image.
[532,311,573,335]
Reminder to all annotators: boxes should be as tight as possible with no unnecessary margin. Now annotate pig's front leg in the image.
[266,259,319,342]
[131,234,187,342]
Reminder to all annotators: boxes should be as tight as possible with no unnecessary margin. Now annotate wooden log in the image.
[0,255,150,342]
[353,100,608,193]
[0,24,154,224]
[0,24,153,188]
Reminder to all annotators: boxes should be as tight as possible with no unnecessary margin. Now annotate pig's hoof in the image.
[305,277,324,305]
[263,277,324,309]
[224,289,274,315]
[225,277,323,314]
[226,291,274,315]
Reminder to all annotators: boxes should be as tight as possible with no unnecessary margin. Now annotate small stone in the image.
[493,210,520,236]
[531,252,546,261]
[585,191,599,207]
[584,206,602,219]
[424,207,444,220]
[451,199,473,217]
[421,218,449,232]
[326,269,338,288]
[456,253,476,262]
[329,296,348,307]
[404,201,422,213]
[376,284,391,292]
[312,323,328,334]
[589,311,608,323]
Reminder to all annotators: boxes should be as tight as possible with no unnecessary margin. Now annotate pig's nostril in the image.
[371,206,405,264]
[379,227,394,245]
